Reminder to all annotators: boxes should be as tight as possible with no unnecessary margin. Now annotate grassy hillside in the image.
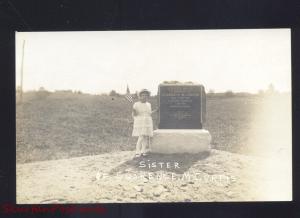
[16,92,290,163]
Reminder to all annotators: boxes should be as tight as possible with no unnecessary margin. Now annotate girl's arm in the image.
[132,108,137,117]
[132,102,138,118]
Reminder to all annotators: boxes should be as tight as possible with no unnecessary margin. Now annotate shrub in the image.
[35,87,51,99]
[109,90,121,97]
[224,90,234,97]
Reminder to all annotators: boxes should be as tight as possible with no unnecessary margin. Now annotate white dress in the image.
[132,101,153,137]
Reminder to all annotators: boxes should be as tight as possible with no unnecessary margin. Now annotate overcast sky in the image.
[16,29,291,94]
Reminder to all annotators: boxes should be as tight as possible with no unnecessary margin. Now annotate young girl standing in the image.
[132,89,158,157]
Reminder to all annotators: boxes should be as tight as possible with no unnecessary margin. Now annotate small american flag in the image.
[125,84,133,103]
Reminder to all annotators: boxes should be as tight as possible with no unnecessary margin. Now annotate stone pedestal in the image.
[150,129,211,154]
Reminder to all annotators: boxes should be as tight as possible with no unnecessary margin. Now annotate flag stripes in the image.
[125,94,133,103]
[125,84,133,103]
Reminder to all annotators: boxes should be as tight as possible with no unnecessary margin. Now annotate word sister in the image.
[139,160,180,169]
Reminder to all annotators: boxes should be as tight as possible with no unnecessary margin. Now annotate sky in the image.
[15,29,291,94]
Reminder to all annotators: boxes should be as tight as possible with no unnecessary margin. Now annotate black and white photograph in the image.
[15,29,292,203]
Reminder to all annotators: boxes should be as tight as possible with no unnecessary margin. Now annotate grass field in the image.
[16,92,290,163]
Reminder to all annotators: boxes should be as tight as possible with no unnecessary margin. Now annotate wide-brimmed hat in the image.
[139,89,151,97]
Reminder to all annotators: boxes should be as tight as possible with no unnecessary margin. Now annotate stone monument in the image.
[151,82,211,154]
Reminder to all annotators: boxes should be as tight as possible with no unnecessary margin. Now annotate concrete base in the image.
[150,129,212,154]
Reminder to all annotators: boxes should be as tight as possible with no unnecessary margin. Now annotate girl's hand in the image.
[151,108,159,114]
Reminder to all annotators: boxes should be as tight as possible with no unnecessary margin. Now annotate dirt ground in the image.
[16,149,290,203]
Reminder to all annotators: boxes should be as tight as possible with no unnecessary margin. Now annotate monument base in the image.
[150,129,212,154]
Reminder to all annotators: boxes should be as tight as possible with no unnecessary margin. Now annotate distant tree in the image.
[36,86,50,99]
[208,89,215,94]
[109,90,120,97]
[39,86,46,91]
[266,83,277,95]
[224,90,234,97]
[258,89,265,96]
[268,83,275,91]
[55,89,73,93]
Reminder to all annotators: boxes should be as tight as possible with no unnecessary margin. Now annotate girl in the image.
[132,89,158,157]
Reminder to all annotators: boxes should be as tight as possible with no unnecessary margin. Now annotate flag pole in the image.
[20,40,25,103]
[124,83,134,147]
